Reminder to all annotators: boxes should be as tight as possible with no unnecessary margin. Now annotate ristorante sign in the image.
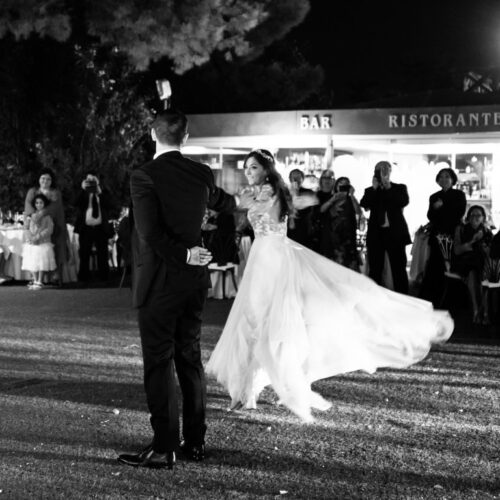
[188,105,500,138]
[388,110,500,131]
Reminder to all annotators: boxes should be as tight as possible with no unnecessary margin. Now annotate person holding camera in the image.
[360,161,411,294]
[74,172,113,284]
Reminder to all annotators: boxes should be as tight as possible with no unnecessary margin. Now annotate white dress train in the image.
[206,189,453,422]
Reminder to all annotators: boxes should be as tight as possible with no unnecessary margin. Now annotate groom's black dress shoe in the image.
[180,441,205,461]
[118,445,176,469]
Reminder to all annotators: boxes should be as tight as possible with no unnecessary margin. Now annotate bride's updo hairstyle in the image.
[244,149,293,221]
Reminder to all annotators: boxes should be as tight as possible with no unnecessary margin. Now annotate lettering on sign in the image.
[388,112,500,129]
[300,114,332,130]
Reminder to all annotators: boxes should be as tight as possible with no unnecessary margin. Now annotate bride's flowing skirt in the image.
[206,235,453,422]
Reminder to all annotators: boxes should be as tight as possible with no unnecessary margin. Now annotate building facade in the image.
[185,106,500,234]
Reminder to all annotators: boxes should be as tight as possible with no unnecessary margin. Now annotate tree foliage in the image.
[0,0,312,215]
[0,38,153,216]
[170,40,324,113]
[0,0,310,72]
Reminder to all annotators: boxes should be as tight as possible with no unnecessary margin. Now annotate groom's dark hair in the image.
[152,109,188,146]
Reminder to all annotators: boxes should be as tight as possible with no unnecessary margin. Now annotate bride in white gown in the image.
[206,149,453,422]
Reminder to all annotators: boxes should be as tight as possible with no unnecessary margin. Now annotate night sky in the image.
[289,0,500,105]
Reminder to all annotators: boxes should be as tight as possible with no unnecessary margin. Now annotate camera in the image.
[84,179,98,193]
[374,171,382,182]
[338,184,351,193]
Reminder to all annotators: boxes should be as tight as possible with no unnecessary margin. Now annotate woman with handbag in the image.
[419,167,466,305]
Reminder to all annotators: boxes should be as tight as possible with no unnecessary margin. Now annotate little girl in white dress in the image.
[206,149,453,422]
[22,193,57,290]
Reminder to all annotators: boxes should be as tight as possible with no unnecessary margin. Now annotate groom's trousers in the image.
[138,287,208,453]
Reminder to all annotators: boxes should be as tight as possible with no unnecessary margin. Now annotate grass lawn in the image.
[0,285,499,499]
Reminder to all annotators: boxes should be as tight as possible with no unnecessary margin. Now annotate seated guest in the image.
[451,205,493,324]
[420,167,466,305]
[201,209,239,266]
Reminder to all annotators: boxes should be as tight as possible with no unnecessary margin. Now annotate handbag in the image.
[410,225,431,282]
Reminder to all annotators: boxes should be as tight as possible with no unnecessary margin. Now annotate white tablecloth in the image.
[0,225,79,282]
[0,226,30,280]
[207,236,252,299]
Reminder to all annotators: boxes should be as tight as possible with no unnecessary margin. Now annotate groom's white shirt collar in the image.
[154,146,181,159]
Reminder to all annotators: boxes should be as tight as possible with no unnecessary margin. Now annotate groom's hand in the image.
[187,246,213,266]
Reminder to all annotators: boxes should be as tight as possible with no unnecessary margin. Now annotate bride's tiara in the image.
[252,149,274,163]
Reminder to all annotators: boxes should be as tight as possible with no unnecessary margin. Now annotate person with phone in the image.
[360,161,411,294]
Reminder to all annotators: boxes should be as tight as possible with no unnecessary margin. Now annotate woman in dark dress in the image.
[420,167,466,305]
[313,169,343,259]
[330,177,362,271]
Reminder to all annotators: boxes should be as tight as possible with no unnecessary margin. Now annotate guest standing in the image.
[330,177,363,271]
[22,194,57,290]
[420,167,466,305]
[74,172,113,283]
[360,161,411,294]
[287,169,317,249]
[313,169,343,259]
[24,168,70,284]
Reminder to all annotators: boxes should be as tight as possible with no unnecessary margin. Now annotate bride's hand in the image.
[237,186,255,209]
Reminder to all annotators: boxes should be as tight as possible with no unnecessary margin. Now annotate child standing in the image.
[22,193,57,290]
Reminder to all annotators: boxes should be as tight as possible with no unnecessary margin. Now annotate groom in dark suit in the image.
[360,161,411,294]
[118,110,236,469]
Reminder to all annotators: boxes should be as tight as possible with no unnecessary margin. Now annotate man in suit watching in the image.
[360,161,411,294]
[118,110,235,469]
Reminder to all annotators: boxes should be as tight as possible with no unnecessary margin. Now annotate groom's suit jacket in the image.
[130,150,235,308]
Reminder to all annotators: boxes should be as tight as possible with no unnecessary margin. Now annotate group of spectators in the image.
[201,160,500,325]
[284,160,412,294]
[418,167,500,324]
[16,160,500,324]
[22,168,117,288]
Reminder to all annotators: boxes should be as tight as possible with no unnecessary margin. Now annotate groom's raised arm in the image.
[206,170,237,213]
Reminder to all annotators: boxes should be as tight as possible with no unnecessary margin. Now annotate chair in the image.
[208,262,238,299]
[481,257,500,324]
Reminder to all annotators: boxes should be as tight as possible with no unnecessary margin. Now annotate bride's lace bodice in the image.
[247,186,287,238]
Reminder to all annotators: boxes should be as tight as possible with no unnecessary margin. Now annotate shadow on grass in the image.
[0,377,146,411]
[194,447,498,495]
[0,446,112,467]
[433,347,500,358]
